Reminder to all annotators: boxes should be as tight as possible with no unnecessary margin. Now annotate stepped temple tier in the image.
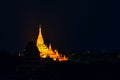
[36,24,68,61]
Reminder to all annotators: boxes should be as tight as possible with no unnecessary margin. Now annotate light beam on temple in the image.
[36,24,68,61]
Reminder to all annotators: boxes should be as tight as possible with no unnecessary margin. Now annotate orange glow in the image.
[36,25,68,61]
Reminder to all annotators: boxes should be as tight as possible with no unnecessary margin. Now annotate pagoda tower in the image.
[36,24,68,61]
[36,24,48,58]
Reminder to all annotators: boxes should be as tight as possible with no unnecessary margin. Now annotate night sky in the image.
[0,0,119,52]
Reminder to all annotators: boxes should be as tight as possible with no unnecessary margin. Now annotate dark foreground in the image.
[0,58,120,80]
[0,51,120,80]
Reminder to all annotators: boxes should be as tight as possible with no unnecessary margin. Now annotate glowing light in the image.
[36,25,68,61]
[18,53,20,56]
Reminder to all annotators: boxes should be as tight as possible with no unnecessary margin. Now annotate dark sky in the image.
[0,0,119,52]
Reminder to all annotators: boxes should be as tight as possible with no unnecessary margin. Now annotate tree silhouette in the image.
[23,41,40,59]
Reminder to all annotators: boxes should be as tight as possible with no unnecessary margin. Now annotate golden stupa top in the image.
[37,24,44,44]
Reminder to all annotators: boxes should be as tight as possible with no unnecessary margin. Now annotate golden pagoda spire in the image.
[49,43,52,50]
[39,24,42,35]
[37,24,44,45]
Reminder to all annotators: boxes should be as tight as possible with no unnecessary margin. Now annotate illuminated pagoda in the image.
[36,24,68,61]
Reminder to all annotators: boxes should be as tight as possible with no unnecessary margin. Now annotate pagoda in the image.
[36,24,68,61]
